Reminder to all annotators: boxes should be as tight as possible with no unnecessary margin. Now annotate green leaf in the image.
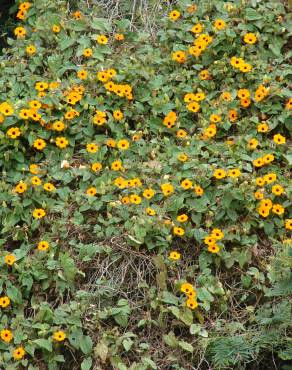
[123,338,133,351]
[91,18,110,31]
[59,253,77,282]
[163,332,178,348]
[59,38,75,51]
[7,285,22,304]
[33,339,52,352]
[81,358,92,370]
[94,341,108,363]
[80,335,93,355]
[190,324,201,335]
[178,340,194,353]
[245,8,262,20]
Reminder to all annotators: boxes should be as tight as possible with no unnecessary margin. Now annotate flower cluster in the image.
[0,0,290,367]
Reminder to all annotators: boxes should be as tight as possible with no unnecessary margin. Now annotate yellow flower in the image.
[260,199,273,210]
[272,184,284,196]
[256,179,265,188]
[26,45,36,55]
[285,98,292,110]
[273,134,286,145]
[264,173,277,184]
[114,177,126,189]
[237,89,250,99]
[83,48,93,57]
[0,102,14,116]
[113,110,123,121]
[86,143,99,153]
[13,347,25,360]
[19,108,30,119]
[180,283,194,294]
[0,296,10,308]
[186,298,198,310]
[247,138,259,150]
[121,196,129,204]
[191,23,203,33]
[272,204,284,215]
[97,34,108,45]
[97,70,110,82]
[111,160,123,171]
[178,153,188,162]
[210,114,221,123]
[19,2,31,11]
[258,206,270,219]
[187,4,197,13]
[29,164,40,174]
[214,19,226,30]
[254,190,264,200]
[31,176,42,186]
[257,123,269,133]
[194,185,204,196]
[86,187,97,196]
[35,81,48,91]
[143,188,155,199]
[163,110,177,128]
[43,183,56,192]
[73,11,82,19]
[176,214,188,223]
[221,92,232,101]
[213,169,226,179]
[4,254,16,266]
[55,137,69,149]
[211,229,224,240]
[204,124,217,138]
[77,70,87,80]
[14,26,26,38]
[228,168,241,178]
[230,57,244,68]
[262,153,274,164]
[1,329,13,343]
[53,330,66,341]
[204,236,216,246]
[52,24,60,33]
[244,33,257,44]
[33,208,46,219]
[208,244,220,253]
[130,194,142,204]
[285,219,292,230]
[239,63,252,73]
[169,251,181,260]
[172,51,186,63]
[106,138,116,147]
[181,179,193,190]
[253,158,264,168]
[161,183,174,196]
[168,10,181,21]
[91,162,102,172]
[14,181,27,194]
[37,241,49,251]
[7,127,21,139]
[33,138,46,150]
[117,139,129,150]
[49,81,61,90]
[115,33,124,41]
[53,120,65,131]
[176,129,187,138]
[187,101,200,113]
[146,207,156,216]
[199,69,209,80]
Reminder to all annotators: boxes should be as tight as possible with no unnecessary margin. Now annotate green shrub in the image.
[0,0,291,369]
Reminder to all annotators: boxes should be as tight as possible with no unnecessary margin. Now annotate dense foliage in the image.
[0,0,291,369]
